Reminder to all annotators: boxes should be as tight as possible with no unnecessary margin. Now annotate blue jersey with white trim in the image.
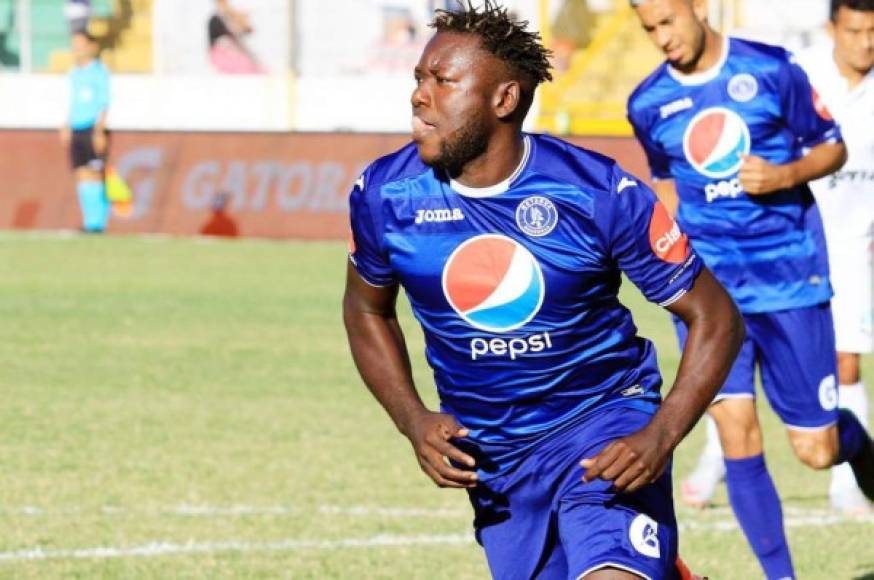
[628,37,839,314]
[349,133,702,476]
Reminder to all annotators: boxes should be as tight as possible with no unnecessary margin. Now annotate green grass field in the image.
[0,231,872,579]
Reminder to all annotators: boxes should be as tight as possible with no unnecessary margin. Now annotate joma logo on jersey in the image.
[415,208,465,224]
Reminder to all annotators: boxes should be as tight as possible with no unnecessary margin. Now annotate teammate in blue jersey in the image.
[343,2,743,578]
[627,0,874,577]
[60,31,111,233]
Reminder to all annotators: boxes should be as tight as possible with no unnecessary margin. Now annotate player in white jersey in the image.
[797,0,874,514]
[680,0,874,515]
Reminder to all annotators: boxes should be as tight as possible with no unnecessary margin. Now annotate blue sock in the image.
[77,181,109,232]
[836,408,867,464]
[725,454,794,580]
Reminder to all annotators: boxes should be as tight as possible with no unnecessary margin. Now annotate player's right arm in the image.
[342,266,477,488]
[343,171,476,489]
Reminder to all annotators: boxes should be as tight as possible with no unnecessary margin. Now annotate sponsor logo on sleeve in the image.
[812,87,833,121]
[649,202,689,264]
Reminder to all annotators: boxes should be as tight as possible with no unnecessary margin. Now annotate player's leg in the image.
[699,316,795,580]
[828,241,873,512]
[755,304,874,503]
[681,414,724,509]
[72,130,110,233]
[556,408,681,580]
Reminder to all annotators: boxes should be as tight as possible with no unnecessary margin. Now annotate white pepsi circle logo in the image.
[683,107,751,179]
[442,234,545,333]
[728,73,758,103]
[516,196,558,237]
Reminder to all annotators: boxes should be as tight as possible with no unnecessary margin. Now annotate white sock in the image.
[839,382,869,429]
[703,414,723,457]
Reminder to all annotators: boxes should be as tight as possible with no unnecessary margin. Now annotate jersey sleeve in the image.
[348,170,397,286]
[596,166,702,307]
[628,104,672,180]
[779,52,842,149]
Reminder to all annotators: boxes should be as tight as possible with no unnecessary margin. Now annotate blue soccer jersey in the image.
[349,133,702,476]
[628,37,841,314]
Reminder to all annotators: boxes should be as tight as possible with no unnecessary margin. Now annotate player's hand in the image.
[579,424,673,493]
[405,411,478,489]
[738,154,793,195]
[92,131,108,156]
[59,127,71,146]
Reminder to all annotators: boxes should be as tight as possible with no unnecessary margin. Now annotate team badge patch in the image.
[629,514,660,558]
[728,73,758,103]
[516,196,558,237]
[818,374,838,411]
[649,202,689,264]
[683,107,751,179]
[442,234,545,333]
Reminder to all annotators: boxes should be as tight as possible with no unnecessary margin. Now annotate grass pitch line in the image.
[0,533,476,562]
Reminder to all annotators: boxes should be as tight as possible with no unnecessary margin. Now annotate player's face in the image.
[634,0,707,70]
[411,32,497,174]
[830,7,874,75]
[71,34,95,64]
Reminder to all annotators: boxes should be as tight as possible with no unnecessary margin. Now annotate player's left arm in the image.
[739,50,848,195]
[738,141,846,195]
[582,269,743,492]
[92,68,110,156]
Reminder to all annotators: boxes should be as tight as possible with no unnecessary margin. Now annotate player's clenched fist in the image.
[404,411,478,489]
[738,154,794,195]
[580,425,673,493]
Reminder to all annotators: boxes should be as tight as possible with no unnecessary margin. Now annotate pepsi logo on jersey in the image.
[441,234,553,360]
[683,107,750,203]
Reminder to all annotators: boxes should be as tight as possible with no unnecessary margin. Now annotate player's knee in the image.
[792,437,838,470]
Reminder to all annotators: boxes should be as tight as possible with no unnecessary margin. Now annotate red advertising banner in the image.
[0,131,648,239]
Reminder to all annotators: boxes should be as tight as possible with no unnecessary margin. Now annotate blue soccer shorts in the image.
[466,406,679,580]
[673,302,839,430]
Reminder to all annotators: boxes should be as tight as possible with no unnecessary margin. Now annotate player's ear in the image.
[691,0,708,23]
[826,19,835,40]
[493,80,521,121]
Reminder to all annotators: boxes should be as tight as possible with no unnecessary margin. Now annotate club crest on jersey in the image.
[727,73,758,103]
[683,107,751,179]
[442,234,545,333]
[516,196,558,237]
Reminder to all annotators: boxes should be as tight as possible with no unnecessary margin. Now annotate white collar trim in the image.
[668,35,730,86]
[449,136,531,198]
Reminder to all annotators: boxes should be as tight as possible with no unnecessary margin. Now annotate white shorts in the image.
[828,236,874,353]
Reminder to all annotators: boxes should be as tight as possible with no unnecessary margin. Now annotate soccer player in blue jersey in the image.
[343,2,744,578]
[627,0,874,577]
[59,30,111,233]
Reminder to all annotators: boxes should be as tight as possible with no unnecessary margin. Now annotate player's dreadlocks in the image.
[430,1,553,88]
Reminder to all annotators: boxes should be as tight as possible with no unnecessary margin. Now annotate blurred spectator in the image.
[550,0,596,72]
[59,31,111,233]
[367,5,424,74]
[208,0,264,74]
[64,0,91,35]
[200,192,239,238]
